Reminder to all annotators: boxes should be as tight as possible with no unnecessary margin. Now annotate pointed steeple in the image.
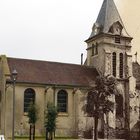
[88,0,130,40]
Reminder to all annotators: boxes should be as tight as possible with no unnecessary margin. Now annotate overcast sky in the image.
[0,0,125,64]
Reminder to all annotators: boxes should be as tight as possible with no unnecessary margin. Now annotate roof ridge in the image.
[7,57,98,86]
[7,57,96,69]
[104,0,108,33]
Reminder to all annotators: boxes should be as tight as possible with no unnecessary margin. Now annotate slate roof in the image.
[7,57,98,87]
[89,0,130,40]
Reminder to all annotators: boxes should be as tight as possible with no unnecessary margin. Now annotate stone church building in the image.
[0,0,140,139]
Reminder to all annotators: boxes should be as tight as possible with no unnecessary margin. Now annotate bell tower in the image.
[85,0,133,79]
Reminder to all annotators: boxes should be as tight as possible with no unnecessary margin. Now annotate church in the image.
[0,0,140,139]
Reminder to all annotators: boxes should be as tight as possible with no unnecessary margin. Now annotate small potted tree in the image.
[44,103,58,140]
[27,102,38,140]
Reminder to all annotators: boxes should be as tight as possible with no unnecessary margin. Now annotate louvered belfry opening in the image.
[112,52,117,77]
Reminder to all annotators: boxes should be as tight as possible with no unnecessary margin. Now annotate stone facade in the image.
[0,56,96,139]
[0,0,140,140]
[85,0,140,139]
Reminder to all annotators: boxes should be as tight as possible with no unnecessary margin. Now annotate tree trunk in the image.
[106,113,109,139]
[101,112,104,138]
[54,130,55,138]
[33,124,35,140]
[30,125,31,140]
[29,124,35,140]
[46,128,48,140]
[92,118,95,140]
[50,132,53,140]
[94,116,98,140]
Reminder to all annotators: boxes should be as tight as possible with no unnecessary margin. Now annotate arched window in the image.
[91,43,98,56]
[119,53,123,78]
[24,88,35,112]
[57,90,68,113]
[92,44,95,56]
[115,94,123,117]
[95,43,98,55]
[112,52,116,77]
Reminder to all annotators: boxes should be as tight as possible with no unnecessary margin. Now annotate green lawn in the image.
[12,137,78,140]
[15,138,77,140]
[14,139,77,140]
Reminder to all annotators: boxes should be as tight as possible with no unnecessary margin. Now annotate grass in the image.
[12,136,78,140]
[14,138,77,140]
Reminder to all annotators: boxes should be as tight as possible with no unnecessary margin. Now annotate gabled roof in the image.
[7,57,98,87]
[88,0,130,40]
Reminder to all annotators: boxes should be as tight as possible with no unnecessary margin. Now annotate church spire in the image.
[88,0,130,40]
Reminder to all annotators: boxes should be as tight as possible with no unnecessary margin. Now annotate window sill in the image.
[58,112,69,117]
